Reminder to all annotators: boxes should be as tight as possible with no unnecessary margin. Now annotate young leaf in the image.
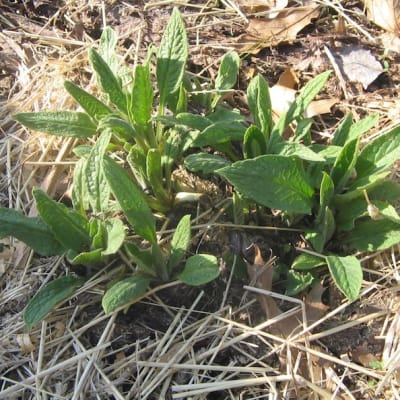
[355,125,400,179]
[168,214,191,271]
[0,208,65,256]
[272,142,325,162]
[72,158,90,214]
[98,26,118,73]
[292,253,326,270]
[33,189,90,252]
[215,52,240,91]
[332,113,353,146]
[243,125,267,159]
[330,138,359,193]
[98,115,138,143]
[326,255,362,301]
[124,242,158,277]
[129,63,154,127]
[247,74,272,138]
[193,121,246,147]
[13,111,96,137]
[217,155,314,214]
[157,8,188,110]
[146,148,171,205]
[102,275,151,314]
[184,153,231,174]
[307,206,335,252]
[68,248,103,266]
[85,130,112,213]
[178,254,219,286]
[286,270,314,296]
[102,155,157,244]
[24,276,84,329]
[64,80,112,120]
[89,48,127,114]
[341,219,400,251]
[102,218,126,256]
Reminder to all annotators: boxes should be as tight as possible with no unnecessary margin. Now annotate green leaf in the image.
[13,111,96,137]
[72,157,90,214]
[85,130,112,213]
[24,276,84,329]
[215,52,240,91]
[176,113,212,130]
[292,253,326,270]
[129,63,154,127]
[157,8,188,109]
[243,125,267,159]
[102,155,157,244]
[330,138,359,193]
[146,148,171,205]
[184,153,231,174]
[341,219,400,251]
[98,115,137,142]
[320,172,335,209]
[272,142,325,162]
[308,206,335,252]
[178,254,219,286]
[168,214,191,271]
[64,80,112,120]
[326,255,362,301]
[33,189,90,252]
[217,155,314,214]
[207,106,246,123]
[355,125,400,180]
[247,74,272,138]
[68,248,103,266]
[286,270,314,296]
[124,242,158,277]
[102,275,151,314]
[332,113,353,146]
[193,121,246,147]
[98,27,118,73]
[347,114,379,144]
[89,48,127,114]
[0,208,65,256]
[102,218,126,256]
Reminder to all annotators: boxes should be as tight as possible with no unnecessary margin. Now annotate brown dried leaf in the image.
[236,0,288,16]
[364,0,400,33]
[238,5,320,53]
[335,45,384,89]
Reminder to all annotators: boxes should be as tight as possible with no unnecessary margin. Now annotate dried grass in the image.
[1,1,399,399]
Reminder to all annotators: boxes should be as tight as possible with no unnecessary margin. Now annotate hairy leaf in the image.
[0,208,64,256]
[184,153,230,174]
[24,276,84,329]
[178,254,219,286]
[13,111,96,137]
[168,214,191,271]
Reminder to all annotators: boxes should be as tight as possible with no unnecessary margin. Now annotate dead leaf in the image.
[236,0,288,17]
[238,5,320,54]
[334,45,384,89]
[364,0,400,33]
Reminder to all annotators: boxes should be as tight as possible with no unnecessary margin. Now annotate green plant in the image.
[185,71,400,301]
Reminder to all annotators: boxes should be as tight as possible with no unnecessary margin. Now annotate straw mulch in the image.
[1,1,399,399]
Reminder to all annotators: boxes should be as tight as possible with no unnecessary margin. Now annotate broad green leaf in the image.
[85,130,112,213]
[217,155,314,214]
[24,276,84,329]
[330,138,359,193]
[193,121,246,147]
[127,146,148,190]
[178,254,219,286]
[176,113,212,130]
[98,115,137,143]
[33,189,90,252]
[163,129,183,170]
[247,74,272,138]
[374,201,400,224]
[157,8,188,109]
[272,142,325,162]
[102,218,126,256]
[341,219,400,251]
[90,218,106,250]
[68,248,103,266]
[207,107,246,123]
[72,157,90,214]
[168,214,191,271]
[89,48,127,114]
[286,270,314,296]
[332,113,353,146]
[326,255,362,301]
[292,253,326,270]
[64,80,112,120]
[243,125,267,159]
[184,153,230,174]
[215,52,240,91]
[308,206,335,252]
[146,148,171,205]
[102,155,156,244]
[129,64,154,127]
[13,111,96,137]
[293,118,313,144]
[98,26,118,73]
[320,172,334,209]
[102,275,151,314]
[347,114,379,143]
[0,208,64,256]
[355,126,400,179]
[310,144,342,165]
